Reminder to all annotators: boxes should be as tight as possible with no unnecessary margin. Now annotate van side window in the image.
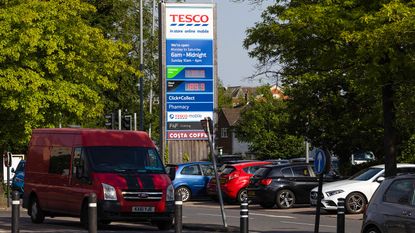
[49,147,71,176]
[73,147,89,180]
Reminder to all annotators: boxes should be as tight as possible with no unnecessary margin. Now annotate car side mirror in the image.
[168,168,176,181]
[376,176,385,183]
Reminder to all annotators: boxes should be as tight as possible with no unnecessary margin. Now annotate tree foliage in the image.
[235,86,304,159]
[86,0,161,141]
[0,0,137,152]
[243,0,415,174]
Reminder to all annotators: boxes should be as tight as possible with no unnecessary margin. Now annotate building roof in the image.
[222,107,244,126]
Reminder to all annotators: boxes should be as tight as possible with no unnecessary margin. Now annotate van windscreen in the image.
[86,147,165,173]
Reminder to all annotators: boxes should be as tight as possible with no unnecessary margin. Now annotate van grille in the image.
[122,190,163,201]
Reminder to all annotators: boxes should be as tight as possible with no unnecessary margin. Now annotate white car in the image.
[310,164,415,214]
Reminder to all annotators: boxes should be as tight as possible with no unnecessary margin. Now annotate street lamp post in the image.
[139,0,144,131]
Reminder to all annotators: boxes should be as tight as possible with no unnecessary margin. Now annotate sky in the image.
[182,0,273,87]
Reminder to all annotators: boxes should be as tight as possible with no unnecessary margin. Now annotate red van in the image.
[22,128,174,230]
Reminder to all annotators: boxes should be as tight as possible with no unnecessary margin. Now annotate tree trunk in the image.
[382,83,397,177]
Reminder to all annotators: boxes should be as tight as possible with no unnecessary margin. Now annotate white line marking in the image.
[250,213,295,219]
[280,220,335,228]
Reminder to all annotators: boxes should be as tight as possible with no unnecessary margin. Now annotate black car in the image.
[247,163,319,209]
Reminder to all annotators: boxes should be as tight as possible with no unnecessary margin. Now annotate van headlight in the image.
[102,183,117,201]
[166,184,174,201]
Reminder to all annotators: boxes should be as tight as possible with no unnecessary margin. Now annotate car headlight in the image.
[326,190,344,197]
[166,184,174,201]
[102,183,117,201]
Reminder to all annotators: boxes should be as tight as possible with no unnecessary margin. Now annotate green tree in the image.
[217,79,233,108]
[234,86,304,159]
[243,1,415,176]
[0,0,137,152]
[85,0,160,141]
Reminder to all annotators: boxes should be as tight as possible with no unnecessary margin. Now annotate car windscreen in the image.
[86,147,165,174]
[349,167,383,181]
[221,166,236,175]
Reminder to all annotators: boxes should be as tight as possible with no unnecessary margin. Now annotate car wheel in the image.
[276,189,295,209]
[363,226,380,233]
[237,189,248,203]
[176,186,191,202]
[30,197,45,223]
[345,192,367,214]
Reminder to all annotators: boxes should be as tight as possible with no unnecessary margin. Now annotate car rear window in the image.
[165,165,177,175]
[221,166,236,175]
[253,167,271,178]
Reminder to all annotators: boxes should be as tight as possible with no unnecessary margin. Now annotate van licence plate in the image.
[132,206,155,213]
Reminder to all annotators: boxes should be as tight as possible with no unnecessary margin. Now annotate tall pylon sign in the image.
[160,3,217,163]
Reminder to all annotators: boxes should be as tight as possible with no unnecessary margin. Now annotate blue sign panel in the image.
[167,94,213,103]
[167,102,213,112]
[166,39,213,66]
[167,80,213,93]
[314,149,327,175]
[167,67,213,80]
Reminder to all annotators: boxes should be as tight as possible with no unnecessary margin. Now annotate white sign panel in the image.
[165,4,214,39]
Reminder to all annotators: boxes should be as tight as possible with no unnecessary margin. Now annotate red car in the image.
[207,161,271,203]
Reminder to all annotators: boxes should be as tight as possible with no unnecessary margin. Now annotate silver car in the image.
[361,174,415,233]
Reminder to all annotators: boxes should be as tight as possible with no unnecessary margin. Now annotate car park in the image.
[166,161,214,202]
[361,174,415,233]
[310,163,415,214]
[11,160,25,197]
[248,163,319,209]
[207,161,271,203]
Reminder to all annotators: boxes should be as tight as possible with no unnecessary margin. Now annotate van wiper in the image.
[114,168,140,174]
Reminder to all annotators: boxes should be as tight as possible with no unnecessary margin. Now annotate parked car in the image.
[361,174,415,233]
[351,150,375,165]
[207,161,271,203]
[248,163,319,209]
[11,160,25,196]
[166,161,215,202]
[310,163,415,214]
[265,159,290,165]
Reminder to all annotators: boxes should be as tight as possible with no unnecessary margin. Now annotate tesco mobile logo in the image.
[169,14,209,26]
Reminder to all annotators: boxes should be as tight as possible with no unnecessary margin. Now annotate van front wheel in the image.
[155,219,173,230]
[30,197,45,223]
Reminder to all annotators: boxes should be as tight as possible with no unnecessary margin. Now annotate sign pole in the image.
[202,117,227,228]
[314,172,323,233]
[313,148,328,233]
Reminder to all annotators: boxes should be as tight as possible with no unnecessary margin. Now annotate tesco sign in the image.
[170,14,209,23]
[165,5,214,39]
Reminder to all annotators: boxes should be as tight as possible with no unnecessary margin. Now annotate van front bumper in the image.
[98,200,174,222]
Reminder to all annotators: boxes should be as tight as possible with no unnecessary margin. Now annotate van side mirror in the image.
[168,168,176,181]
[11,168,15,173]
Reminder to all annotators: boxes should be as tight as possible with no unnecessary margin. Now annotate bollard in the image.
[175,191,183,233]
[337,198,345,233]
[88,193,97,233]
[240,197,248,233]
[11,191,20,233]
